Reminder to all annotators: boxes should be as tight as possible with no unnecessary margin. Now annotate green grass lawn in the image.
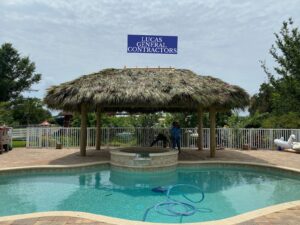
[12,140,26,148]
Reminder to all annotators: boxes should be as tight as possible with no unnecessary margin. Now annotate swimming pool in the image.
[0,164,300,223]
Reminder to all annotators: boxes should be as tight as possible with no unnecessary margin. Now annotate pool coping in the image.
[0,161,110,173]
[0,161,300,225]
[179,160,300,173]
[110,148,178,157]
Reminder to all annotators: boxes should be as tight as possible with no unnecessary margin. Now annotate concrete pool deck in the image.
[0,148,300,224]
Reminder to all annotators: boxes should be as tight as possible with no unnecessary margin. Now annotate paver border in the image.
[0,161,110,174]
[179,160,300,173]
[0,161,300,225]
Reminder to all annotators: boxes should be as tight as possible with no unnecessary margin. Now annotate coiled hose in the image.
[143,184,208,222]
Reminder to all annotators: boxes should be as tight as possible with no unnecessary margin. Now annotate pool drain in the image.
[143,184,210,222]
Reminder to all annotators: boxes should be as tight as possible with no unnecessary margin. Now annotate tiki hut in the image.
[44,68,249,157]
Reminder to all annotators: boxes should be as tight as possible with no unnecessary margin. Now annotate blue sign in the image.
[127,35,178,54]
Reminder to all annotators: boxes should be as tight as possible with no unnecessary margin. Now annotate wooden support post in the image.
[209,108,216,158]
[197,107,203,151]
[80,104,87,156]
[96,107,102,150]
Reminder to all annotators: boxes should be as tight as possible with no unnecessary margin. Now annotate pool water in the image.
[0,165,300,223]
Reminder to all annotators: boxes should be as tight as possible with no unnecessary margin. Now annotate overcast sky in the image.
[1,0,300,100]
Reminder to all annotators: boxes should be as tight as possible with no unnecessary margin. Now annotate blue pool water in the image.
[0,165,300,223]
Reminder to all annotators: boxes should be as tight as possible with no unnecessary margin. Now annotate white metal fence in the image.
[12,128,27,140]
[19,127,300,150]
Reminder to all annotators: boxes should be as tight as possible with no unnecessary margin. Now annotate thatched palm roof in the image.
[44,68,249,112]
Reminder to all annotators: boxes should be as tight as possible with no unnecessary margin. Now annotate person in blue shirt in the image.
[171,121,181,153]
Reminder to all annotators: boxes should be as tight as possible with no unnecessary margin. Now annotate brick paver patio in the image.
[0,216,112,225]
[1,148,300,224]
[1,148,300,169]
[238,206,300,225]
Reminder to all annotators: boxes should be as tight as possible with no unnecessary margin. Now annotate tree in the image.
[260,18,300,115]
[262,112,300,128]
[249,83,274,115]
[165,111,232,128]
[11,98,51,125]
[0,102,14,125]
[71,113,137,127]
[130,113,161,127]
[0,43,41,101]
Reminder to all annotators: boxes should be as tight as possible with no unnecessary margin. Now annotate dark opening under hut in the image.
[44,68,249,157]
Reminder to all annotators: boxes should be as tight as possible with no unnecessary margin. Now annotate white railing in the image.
[12,128,27,140]
[22,127,300,150]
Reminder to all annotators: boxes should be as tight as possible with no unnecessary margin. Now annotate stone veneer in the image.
[110,147,178,169]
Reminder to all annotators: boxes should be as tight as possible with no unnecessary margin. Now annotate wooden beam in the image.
[209,108,216,158]
[96,107,102,150]
[197,107,203,151]
[80,103,87,156]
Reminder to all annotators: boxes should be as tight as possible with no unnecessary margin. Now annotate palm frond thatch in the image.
[44,68,249,112]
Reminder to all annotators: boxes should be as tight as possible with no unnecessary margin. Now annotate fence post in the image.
[107,128,110,149]
[38,128,42,148]
[249,129,252,149]
[66,128,69,148]
[269,129,273,150]
[25,127,28,148]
